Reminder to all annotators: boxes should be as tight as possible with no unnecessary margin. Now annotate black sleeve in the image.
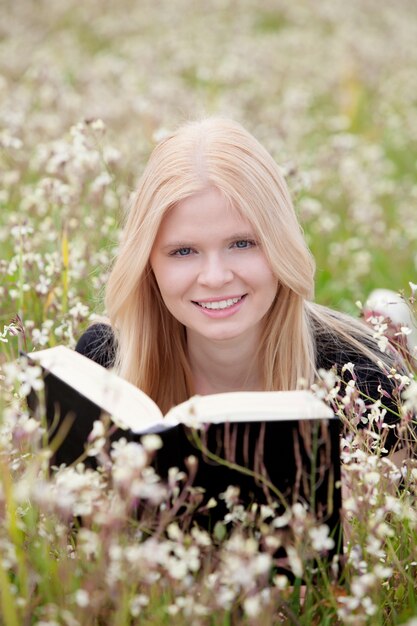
[75,323,116,369]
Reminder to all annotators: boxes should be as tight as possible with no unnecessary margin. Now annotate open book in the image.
[28,345,334,432]
[27,345,342,553]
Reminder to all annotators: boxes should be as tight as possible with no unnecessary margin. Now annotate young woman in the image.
[76,117,402,430]
[72,116,411,537]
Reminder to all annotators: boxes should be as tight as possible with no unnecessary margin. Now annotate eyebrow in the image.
[161,241,196,251]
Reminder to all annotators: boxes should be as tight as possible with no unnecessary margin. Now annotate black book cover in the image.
[28,368,342,556]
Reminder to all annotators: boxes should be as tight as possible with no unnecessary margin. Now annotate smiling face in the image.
[150,187,278,346]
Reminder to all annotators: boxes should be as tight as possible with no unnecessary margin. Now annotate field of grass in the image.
[1,0,417,623]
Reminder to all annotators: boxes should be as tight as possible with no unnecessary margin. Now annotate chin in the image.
[200,328,247,342]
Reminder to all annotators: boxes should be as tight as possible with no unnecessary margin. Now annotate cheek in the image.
[244,258,278,290]
[152,262,193,303]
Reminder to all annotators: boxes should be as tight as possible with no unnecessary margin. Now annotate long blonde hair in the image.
[105,118,385,413]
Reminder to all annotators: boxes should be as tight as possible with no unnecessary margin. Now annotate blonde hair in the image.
[105,118,387,413]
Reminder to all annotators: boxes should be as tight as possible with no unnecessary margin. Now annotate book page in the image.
[166,390,334,426]
[28,346,163,432]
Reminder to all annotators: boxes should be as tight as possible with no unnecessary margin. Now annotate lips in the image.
[192,295,246,310]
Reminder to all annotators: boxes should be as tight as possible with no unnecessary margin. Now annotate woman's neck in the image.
[186,331,262,395]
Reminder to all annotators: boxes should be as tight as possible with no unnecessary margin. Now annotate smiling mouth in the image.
[192,295,246,310]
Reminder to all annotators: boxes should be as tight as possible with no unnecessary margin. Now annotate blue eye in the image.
[233,240,255,249]
[172,247,192,256]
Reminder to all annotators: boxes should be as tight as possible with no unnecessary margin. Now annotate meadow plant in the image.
[1,0,417,623]
[1,327,416,624]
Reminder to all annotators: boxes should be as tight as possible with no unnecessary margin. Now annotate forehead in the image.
[155,188,254,242]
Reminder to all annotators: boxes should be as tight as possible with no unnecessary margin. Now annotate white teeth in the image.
[198,297,242,310]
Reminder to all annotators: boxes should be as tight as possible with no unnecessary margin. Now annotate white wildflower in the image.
[292,502,307,520]
[264,535,281,551]
[272,509,291,528]
[286,546,303,578]
[351,573,376,599]
[375,522,394,539]
[343,496,357,514]
[362,596,377,616]
[253,553,271,576]
[318,368,338,389]
[273,574,289,590]
[103,146,121,165]
[74,589,90,607]
[90,118,105,132]
[219,485,240,508]
[337,595,361,612]
[173,543,200,573]
[89,420,105,440]
[91,172,112,194]
[0,322,19,343]
[35,275,50,295]
[309,524,335,552]
[376,335,389,352]
[374,564,393,579]
[20,416,40,436]
[365,536,385,559]
[111,441,147,479]
[215,585,236,609]
[10,224,33,238]
[384,495,402,515]
[18,365,44,396]
[69,302,90,320]
[191,527,211,547]
[167,523,182,541]
[2,361,20,383]
[52,466,104,517]
[141,434,163,451]
[77,529,101,560]
[364,471,380,485]
[166,556,187,580]
[243,594,261,618]
[402,380,417,413]
[397,326,412,336]
[166,604,180,616]
[129,594,149,617]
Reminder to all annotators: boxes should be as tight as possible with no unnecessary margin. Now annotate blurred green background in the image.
[1,0,416,346]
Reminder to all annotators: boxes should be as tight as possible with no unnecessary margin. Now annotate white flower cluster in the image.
[3,357,44,397]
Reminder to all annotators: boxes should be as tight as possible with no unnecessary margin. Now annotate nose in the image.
[197,253,234,288]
